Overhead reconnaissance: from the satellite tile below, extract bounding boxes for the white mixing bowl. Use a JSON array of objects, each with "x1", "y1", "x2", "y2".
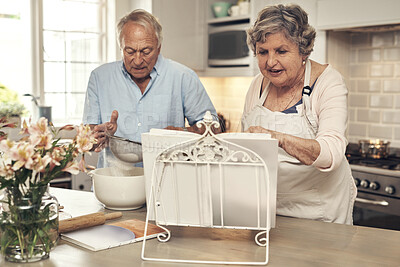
[{"x1": 90, "y1": 167, "x2": 146, "y2": 210}]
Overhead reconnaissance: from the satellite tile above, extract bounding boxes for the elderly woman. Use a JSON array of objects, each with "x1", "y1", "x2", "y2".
[{"x1": 241, "y1": 4, "x2": 357, "y2": 224}]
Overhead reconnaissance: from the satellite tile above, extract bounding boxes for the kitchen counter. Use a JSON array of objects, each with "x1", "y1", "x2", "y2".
[{"x1": 1, "y1": 188, "x2": 399, "y2": 267}]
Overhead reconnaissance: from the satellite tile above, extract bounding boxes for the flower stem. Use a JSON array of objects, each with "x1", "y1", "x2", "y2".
[
  {"x1": 16, "y1": 228, "x2": 25, "y2": 259},
  {"x1": 28, "y1": 230, "x2": 39, "y2": 258}
]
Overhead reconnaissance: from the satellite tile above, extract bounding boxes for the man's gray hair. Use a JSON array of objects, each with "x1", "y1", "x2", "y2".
[
  {"x1": 247, "y1": 4, "x2": 316, "y2": 57},
  {"x1": 117, "y1": 9, "x2": 163, "y2": 48}
]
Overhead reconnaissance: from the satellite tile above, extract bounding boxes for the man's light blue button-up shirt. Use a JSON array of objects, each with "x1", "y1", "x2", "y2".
[{"x1": 82, "y1": 55, "x2": 217, "y2": 167}]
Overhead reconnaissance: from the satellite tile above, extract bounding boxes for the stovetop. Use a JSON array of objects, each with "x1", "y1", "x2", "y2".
[
  {"x1": 346, "y1": 143, "x2": 400, "y2": 171},
  {"x1": 346, "y1": 153, "x2": 400, "y2": 170}
]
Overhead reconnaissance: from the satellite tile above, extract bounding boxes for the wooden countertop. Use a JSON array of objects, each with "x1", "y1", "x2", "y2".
[{"x1": 1, "y1": 188, "x2": 399, "y2": 266}]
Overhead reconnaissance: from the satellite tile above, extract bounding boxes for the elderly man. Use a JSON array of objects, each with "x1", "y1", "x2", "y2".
[{"x1": 82, "y1": 9, "x2": 217, "y2": 167}]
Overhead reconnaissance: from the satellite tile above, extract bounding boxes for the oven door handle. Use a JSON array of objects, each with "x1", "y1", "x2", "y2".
[{"x1": 355, "y1": 197, "x2": 389, "y2": 206}]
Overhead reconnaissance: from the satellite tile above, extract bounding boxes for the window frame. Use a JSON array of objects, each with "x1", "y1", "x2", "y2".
[{"x1": 30, "y1": 0, "x2": 112, "y2": 125}]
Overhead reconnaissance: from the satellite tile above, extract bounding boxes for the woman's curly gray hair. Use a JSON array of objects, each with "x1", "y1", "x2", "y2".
[
  {"x1": 117, "y1": 9, "x2": 163, "y2": 49},
  {"x1": 247, "y1": 4, "x2": 316, "y2": 57}
]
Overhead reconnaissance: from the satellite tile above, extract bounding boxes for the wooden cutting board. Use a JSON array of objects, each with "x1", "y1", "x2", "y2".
[{"x1": 108, "y1": 219, "x2": 164, "y2": 238}]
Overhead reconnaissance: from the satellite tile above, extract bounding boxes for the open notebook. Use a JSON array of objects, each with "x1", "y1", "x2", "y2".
[{"x1": 61, "y1": 219, "x2": 164, "y2": 251}]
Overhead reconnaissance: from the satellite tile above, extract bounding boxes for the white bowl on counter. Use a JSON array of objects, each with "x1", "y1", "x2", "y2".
[{"x1": 89, "y1": 167, "x2": 146, "y2": 210}]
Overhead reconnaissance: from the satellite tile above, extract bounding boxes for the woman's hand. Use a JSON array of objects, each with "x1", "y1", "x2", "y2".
[
  {"x1": 246, "y1": 126, "x2": 320, "y2": 165},
  {"x1": 91, "y1": 110, "x2": 119, "y2": 152},
  {"x1": 246, "y1": 126, "x2": 283, "y2": 145}
]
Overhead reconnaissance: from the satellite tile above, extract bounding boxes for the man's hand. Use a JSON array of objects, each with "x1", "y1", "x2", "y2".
[
  {"x1": 164, "y1": 125, "x2": 201, "y2": 133},
  {"x1": 92, "y1": 110, "x2": 119, "y2": 152}
]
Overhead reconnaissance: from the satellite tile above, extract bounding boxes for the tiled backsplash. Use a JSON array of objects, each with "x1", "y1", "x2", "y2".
[
  {"x1": 200, "y1": 77, "x2": 253, "y2": 132},
  {"x1": 328, "y1": 29, "x2": 400, "y2": 147}
]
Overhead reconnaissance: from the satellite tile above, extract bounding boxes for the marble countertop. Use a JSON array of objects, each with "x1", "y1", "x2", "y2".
[{"x1": 1, "y1": 188, "x2": 399, "y2": 266}]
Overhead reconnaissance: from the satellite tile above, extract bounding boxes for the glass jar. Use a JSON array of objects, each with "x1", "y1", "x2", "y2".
[{"x1": 0, "y1": 184, "x2": 59, "y2": 263}]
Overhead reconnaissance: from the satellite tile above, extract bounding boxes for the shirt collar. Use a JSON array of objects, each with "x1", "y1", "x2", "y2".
[
  {"x1": 153, "y1": 54, "x2": 163, "y2": 75},
  {"x1": 120, "y1": 54, "x2": 163, "y2": 79}
]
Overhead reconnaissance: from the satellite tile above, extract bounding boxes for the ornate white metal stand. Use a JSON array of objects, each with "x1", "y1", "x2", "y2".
[{"x1": 141, "y1": 111, "x2": 271, "y2": 265}]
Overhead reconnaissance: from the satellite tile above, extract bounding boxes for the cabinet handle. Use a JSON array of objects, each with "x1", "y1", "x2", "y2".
[{"x1": 355, "y1": 197, "x2": 389, "y2": 206}]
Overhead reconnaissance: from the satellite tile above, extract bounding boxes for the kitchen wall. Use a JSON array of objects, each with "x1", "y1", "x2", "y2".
[
  {"x1": 200, "y1": 77, "x2": 253, "y2": 132},
  {"x1": 327, "y1": 29, "x2": 400, "y2": 147}
]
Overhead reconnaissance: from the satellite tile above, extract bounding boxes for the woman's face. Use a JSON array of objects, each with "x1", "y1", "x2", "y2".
[{"x1": 256, "y1": 31, "x2": 305, "y2": 88}]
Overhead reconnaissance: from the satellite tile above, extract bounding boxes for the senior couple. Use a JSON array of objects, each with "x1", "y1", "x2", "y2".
[{"x1": 83, "y1": 5, "x2": 356, "y2": 225}]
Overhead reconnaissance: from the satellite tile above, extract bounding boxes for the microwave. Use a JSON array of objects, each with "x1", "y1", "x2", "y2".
[{"x1": 208, "y1": 23, "x2": 251, "y2": 67}]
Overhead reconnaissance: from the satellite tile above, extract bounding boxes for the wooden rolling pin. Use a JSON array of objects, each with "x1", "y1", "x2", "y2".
[{"x1": 59, "y1": 212, "x2": 122, "y2": 234}]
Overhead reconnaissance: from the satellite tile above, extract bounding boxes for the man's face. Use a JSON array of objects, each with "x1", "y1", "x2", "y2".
[{"x1": 120, "y1": 21, "x2": 160, "y2": 81}]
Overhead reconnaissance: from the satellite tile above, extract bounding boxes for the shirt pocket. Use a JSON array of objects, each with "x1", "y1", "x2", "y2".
[
  {"x1": 146, "y1": 94, "x2": 172, "y2": 128},
  {"x1": 277, "y1": 189, "x2": 325, "y2": 220}
]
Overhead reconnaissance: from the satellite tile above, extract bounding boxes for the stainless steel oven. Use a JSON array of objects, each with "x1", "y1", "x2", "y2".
[
  {"x1": 352, "y1": 168, "x2": 400, "y2": 231},
  {"x1": 347, "y1": 148, "x2": 400, "y2": 231}
]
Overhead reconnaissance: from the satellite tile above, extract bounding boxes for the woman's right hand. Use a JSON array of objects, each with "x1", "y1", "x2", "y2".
[
  {"x1": 246, "y1": 126, "x2": 283, "y2": 145},
  {"x1": 246, "y1": 125, "x2": 320, "y2": 165},
  {"x1": 92, "y1": 110, "x2": 119, "y2": 152}
]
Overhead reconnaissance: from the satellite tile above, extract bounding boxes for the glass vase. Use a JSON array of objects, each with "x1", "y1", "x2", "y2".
[{"x1": 0, "y1": 184, "x2": 59, "y2": 263}]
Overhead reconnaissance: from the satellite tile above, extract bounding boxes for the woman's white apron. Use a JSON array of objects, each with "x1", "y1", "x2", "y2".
[{"x1": 242, "y1": 60, "x2": 356, "y2": 224}]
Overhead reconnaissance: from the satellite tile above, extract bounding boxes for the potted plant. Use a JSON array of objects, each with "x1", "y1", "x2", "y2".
[{"x1": 0, "y1": 83, "x2": 27, "y2": 127}]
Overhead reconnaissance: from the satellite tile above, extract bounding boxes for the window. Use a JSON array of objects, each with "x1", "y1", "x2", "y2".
[
  {"x1": 0, "y1": 0, "x2": 32, "y2": 112},
  {"x1": 42, "y1": 0, "x2": 107, "y2": 125},
  {"x1": 0, "y1": 0, "x2": 109, "y2": 125}
]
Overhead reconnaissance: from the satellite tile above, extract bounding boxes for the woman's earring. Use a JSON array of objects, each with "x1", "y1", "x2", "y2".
[{"x1": 302, "y1": 60, "x2": 306, "y2": 65}]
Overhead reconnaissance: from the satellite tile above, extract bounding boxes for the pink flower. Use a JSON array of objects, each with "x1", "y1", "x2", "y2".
[
  {"x1": 46, "y1": 146, "x2": 67, "y2": 171},
  {"x1": 75, "y1": 124, "x2": 96, "y2": 153},
  {"x1": 59, "y1": 124, "x2": 75, "y2": 131},
  {"x1": 9, "y1": 142, "x2": 35, "y2": 171},
  {"x1": 0, "y1": 163, "x2": 14, "y2": 177},
  {"x1": 31, "y1": 154, "x2": 52, "y2": 173},
  {"x1": 49, "y1": 146, "x2": 66, "y2": 165},
  {"x1": 20, "y1": 119, "x2": 30, "y2": 135},
  {"x1": 77, "y1": 155, "x2": 87, "y2": 173},
  {"x1": 28, "y1": 118, "x2": 53, "y2": 150},
  {"x1": 62, "y1": 161, "x2": 80, "y2": 175},
  {"x1": 0, "y1": 139, "x2": 14, "y2": 153}
]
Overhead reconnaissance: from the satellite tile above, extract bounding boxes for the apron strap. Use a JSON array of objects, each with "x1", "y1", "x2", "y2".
[
  {"x1": 258, "y1": 80, "x2": 269, "y2": 106},
  {"x1": 303, "y1": 59, "x2": 311, "y2": 88},
  {"x1": 301, "y1": 59, "x2": 318, "y2": 134},
  {"x1": 302, "y1": 85, "x2": 312, "y2": 96}
]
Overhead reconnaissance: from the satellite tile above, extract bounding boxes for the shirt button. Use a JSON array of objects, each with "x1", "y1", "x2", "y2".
[{"x1": 138, "y1": 122, "x2": 142, "y2": 127}]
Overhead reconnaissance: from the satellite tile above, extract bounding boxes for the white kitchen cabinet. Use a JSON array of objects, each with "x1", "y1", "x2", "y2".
[
  {"x1": 317, "y1": 0, "x2": 400, "y2": 30},
  {"x1": 151, "y1": 0, "x2": 206, "y2": 72}
]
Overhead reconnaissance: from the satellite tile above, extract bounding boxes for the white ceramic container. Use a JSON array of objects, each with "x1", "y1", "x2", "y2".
[{"x1": 90, "y1": 167, "x2": 145, "y2": 210}]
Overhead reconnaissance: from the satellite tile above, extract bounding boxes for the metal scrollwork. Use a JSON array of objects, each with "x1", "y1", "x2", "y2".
[
  {"x1": 156, "y1": 225, "x2": 171, "y2": 243},
  {"x1": 158, "y1": 111, "x2": 261, "y2": 164},
  {"x1": 255, "y1": 231, "x2": 267, "y2": 247}
]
